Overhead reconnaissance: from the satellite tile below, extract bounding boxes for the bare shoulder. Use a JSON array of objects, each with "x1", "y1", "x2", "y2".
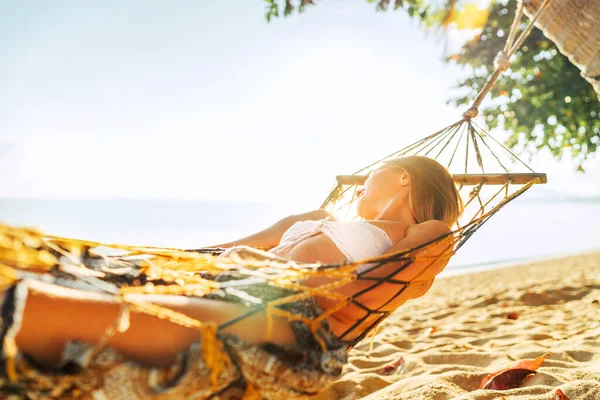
[
  {"x1": 406, "y1": 220, "x2": 452, "y2": 242},
  {"x1": 384, "y1": 220, "x2": 452, "y2": 255}
]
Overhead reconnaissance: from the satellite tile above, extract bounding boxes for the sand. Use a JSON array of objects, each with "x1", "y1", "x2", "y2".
[{"x1": 315, "y1": 252, "x2": 600, "y2": 400}]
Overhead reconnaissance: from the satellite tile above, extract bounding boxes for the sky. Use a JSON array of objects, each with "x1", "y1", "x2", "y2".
[{"x1": 1, "y1": 0, "x2": 599, "y2": 206}]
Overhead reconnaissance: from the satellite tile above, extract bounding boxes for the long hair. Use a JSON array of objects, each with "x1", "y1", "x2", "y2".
[{"x1": 382, "y1": 156, "x2": 463, "y2": 227}]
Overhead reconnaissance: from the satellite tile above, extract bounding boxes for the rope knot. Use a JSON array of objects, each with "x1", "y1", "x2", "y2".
[
  {"x1": 494, "y1": 51, "x2": 510, "y2": 72},
  {"x1": 462, "y1": 107, "x2": 479, "y2": 120}
]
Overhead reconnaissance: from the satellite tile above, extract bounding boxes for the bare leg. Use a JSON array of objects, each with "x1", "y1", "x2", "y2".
[{"x1": 10, "y1": 279, "x2": 296, "y2": 368}]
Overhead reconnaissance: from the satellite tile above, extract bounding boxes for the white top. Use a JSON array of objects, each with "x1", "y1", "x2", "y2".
[{"x1": 269, "y1": 218, "x2": 394, "y2": 262}]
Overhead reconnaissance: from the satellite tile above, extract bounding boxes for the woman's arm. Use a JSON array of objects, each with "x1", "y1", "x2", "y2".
[
  {"x1": 13, "y1": 279, "x2": 296, "y2": 368},
  {"x1": 211, "y1": 209, "x2": 335, "y2": 249},
  {"x1": 302, "y1": 220, "x2": 452, "y2": 310},
  {"x1": 359, "y1": 220, "x2": 453, "y2": 281}
]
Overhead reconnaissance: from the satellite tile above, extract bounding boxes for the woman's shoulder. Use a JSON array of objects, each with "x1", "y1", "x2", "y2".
[
  {"x1": 407, "y1": 220, "x2": 452, "y2": 241},
  {"x1": 379, "y1": 220, "x2": 453, "y2": 261}
]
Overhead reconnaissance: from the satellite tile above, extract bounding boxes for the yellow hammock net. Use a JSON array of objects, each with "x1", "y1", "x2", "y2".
[{"x1": 0, "y1": 1, "x2": 551, "y2": 399}]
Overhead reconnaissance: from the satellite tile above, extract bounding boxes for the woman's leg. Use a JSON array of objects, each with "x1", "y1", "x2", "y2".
[{"x1": 11, "y1": 279, "x2": 296, "y2": 368}]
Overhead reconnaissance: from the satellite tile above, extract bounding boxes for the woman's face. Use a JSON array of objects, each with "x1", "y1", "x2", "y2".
[{"x1": 355, "y1": 167, "x2": 408, "y2": 219}]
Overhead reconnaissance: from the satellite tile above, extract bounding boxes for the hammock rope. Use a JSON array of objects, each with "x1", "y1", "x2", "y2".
[
  {"x1": 462, "y1": 0, "x2": 552, "y2": 119},
  {"x1": 0, "y1": 1, "x2": 551, "y2": 398}
]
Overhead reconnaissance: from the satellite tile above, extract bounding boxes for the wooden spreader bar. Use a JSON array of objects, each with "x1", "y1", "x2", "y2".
[{"x1": 336, "y1": 173, "x2": 547, "y2": 186}]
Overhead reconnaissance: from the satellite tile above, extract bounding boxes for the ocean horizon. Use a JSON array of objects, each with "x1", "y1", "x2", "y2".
[{"x1": 1, "y1": 191, "x2": 599, "y2": 278}]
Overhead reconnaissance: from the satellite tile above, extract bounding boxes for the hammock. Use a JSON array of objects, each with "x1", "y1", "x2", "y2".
[{"x1": 0, "y1": 2, "x2": 551, "y2": 399}]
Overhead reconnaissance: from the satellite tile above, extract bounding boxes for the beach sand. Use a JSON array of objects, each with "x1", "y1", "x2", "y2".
[{"x1": 315, "y1": 252, "x2": 600, "y2": 400}]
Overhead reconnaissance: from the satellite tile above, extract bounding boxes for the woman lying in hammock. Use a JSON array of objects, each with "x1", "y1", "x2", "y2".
[{"x1": 1, "y1": 155, "x2": 462, "y2": 399}]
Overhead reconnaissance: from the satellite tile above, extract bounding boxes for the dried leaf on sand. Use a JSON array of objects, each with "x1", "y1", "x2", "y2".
[{"x1": 479, "y1": 353, "x2": 550, "y2": 390}]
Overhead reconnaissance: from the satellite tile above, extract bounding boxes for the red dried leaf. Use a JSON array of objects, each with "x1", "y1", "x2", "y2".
[
  {"x1": 513, "y1": 353, "x2": 550, "y2": 371},
  {"x1": 382, "y1": 356, "x2": 405, "y2": 375},
  {"x1": 507, "y1": 312, "x2": 519, "y2": 320},
  {"x1": 482, "y1": 368, "x2": 537, "y2": 390},
  {"x1": 555, "y1": 388, "x2": 569, "y2": 400},
  {"x1": 480, "y1": 353, "x2": 550, "y2": 389}
]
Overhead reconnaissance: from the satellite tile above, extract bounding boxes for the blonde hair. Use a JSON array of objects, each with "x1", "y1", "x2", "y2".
[{"x1": 382, "y1": 156, "x2": 463, "y2": 227}]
